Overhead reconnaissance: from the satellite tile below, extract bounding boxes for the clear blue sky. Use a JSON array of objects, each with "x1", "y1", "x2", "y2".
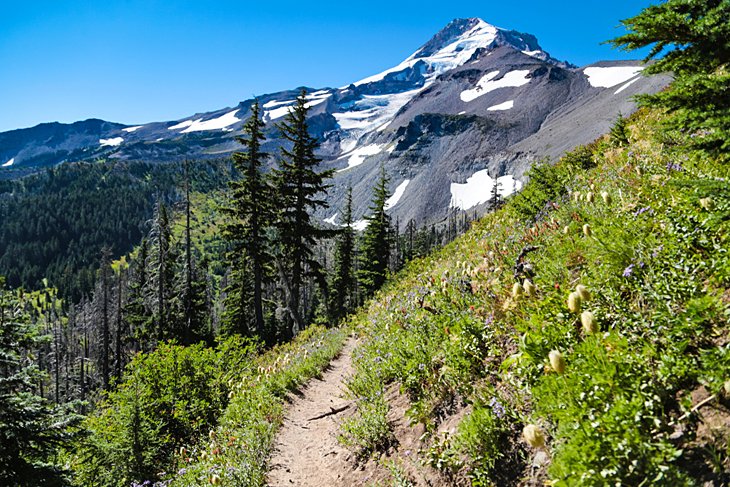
[{"x1": 0, "y1": 0, "x2": 654, "y2": 132}]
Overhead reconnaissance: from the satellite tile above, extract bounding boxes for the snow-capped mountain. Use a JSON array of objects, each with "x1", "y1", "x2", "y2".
[{"x1": 0, "y1": 18, "x2": 669, "y2": 224}]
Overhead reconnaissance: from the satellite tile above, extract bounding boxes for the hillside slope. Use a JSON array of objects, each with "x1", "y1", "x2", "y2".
[
  {"x1": 90, "y1": 107, "x2": 730, "y2": 487},
  {"x1": 337, "y1": 107, "x2": 730, "y2": 485}
]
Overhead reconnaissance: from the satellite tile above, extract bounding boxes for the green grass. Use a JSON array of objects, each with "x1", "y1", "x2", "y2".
[{"x1": 341, "y1": 109, "x2": 730, "y2": 485}]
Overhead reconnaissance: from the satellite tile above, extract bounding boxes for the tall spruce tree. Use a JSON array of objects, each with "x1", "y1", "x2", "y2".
[
  {"x1": 329, "y1": 187, "x2": 356, "y2": 321},
  {"x1": 149, "y1": 200, "x2": 174, "y2": 344},
  {"x1": 272, "y1": 91, "x2": 335, "y2": 338},
  {"x1": 222, "y1": 101, "x2": 273, "y2": 338},
  {"x1": 358, "y1": 165, "x2": 393, "y2": 299},
  {"x1": 610, "y1": 0, "x2": 730, "y2": 158},
  {"x1": 0, "y1": 278, "x2": 81, "y2": 484}
]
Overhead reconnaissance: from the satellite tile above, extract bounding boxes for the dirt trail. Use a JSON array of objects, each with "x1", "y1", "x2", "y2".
[
  {"x1": 267, "y1": 337, "x2": 361, "y2": 486},
  {"x1": 267, "y1": 335, "x2": 458, "y2": 486}
]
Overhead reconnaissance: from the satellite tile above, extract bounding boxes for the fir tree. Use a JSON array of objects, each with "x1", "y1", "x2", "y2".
[
  {"x1": 610, "y1": 0, "x2": 730, "y2": 158},
  {"x1": 150, "y1": 200, "x2": 174, "y2": 343},
  {"x1": 489, "y1": 171, "x2": 503, "y2": 210},
  {"x1": 222, "y1": 101, "x2": 274, "y2": 338},
  {"x1": 329, "y1": 187, "x2": 356, "y2": 322},
  {"x1": 124, "y1": 239, "x2": 150, "y2": 351},
  {"x1": 272, "y1": 91, "x2": 335, "y2": 338},
  {"x1": 358, "y1": 165, "x2": 393, "y2": 299},
  {"x1": 609, "y1": 113, "x2": 630, "y2": 147},
  {"x1": 0, "y1": 278, "x2": 81, "y2": 484}
]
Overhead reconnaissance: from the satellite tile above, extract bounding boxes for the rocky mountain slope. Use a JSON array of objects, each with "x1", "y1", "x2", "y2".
[{"x1": 0, "y1": 18, "x2": 669, "y2": 224}]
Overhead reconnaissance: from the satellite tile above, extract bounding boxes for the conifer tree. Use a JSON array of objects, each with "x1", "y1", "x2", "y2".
[
  {"x1": 610, "y1": 0, "x2": 730, "y2": 158},
  {"x1": 124, "y1": 239, "x2": 150, "y2": 351},
  {"x1": 329, "y1": 187, "x2": 356, "y2": 321},
  {"x1": 358, "y1": 165, "x2": 393, "y2": 299},
  {"x1": 489, "y1": 171, "x2": 502, "y2": 211},
  {"x1": 272, "y1": 91, "x2": 335, "y2": 338},
  {"x1": 222, "y1": 101, "x2": 273, "y2": 338},
  {"x1": 0, "y1": 278, "x2": 80, "y2": 484},
  {"x1": 149, "y1": 201, "x2": 174, "y2": 344}
]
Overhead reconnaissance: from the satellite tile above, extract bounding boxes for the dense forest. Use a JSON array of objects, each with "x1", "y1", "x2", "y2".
[
  {"x1": 1, "y1": 0, "x2": 728, "y2": 485},
  {"x1": 0, "y1": 159, "x2": 235, "y2": 302}
]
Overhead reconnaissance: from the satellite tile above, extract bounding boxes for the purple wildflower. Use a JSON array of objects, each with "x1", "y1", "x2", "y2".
[
  {"x1": 489, "y1": 397, "x2": 505, "y2": 418},
  {"x1": 622, "y1": 264, "x2": 634, "y2": 277}
]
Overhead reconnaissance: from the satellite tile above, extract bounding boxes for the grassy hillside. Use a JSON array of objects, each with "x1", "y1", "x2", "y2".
[
  {"x1": 66, "y1": 107, "x2": 729, "y2": 486},
  {"x1": 340, "y1": 108, "x2": 730, "y2": 485}
]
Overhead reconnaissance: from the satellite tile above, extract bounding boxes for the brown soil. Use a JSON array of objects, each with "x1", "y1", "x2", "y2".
[{"x1": 266, "y1": 337, "x2": 463, "y2": 486}]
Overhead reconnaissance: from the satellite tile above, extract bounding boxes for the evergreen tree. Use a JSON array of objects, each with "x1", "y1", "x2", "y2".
[
  {"x1": 329, "y1": 187, "x2": 356, "y2": 322},
  {"x1": 358, "y1": 165, "x2": 393, "y2": 299},
  {"x1": 610, "y1": 0, "x2": 730, "y2": 158},
  {"x1": 222, "y1": 101, "x2": 274, "y2": 338},
  {"x1": 0, "y1": 278, "x2": 80, "y2": 485},
  {"x1": 272, "y1": 91, "x2": 335, "y2": 338},
  {"x1": 489, "y1": 171, "x2": 503, "y2": 211},
  {"x1": 149, "y1": 201, "x2": 174, "y2": 344},
  {"x1": 609, "y1": 112, "x2": 630, "y2": 147},
  {"x1": 124, "y1": 239, "x2": 150, "y2": 351}
]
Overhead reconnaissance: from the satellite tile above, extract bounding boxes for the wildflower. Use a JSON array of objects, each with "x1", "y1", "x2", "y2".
[
  {"x1": 573, "y1": 191, "x2": 581, "y2": 202},
  {"x1": 523, "y1": 424, "x2": 546, "y2": 448},
  {"x1": 622, "y1": 264, "x2": 634, "y2": 277},
  {"x1": 581, "y1": 311, "x2": 598, "y2": 334},
  {"x1": 699, "y1": 197, "x2": 714, "y2": 210},
  {"x1": 549, "y1": 350, "x2": 566, "y2": 374},
  {"x1": 575, "y1": 284, "x2": 591, "y2": 302},
  {"x1": 512, "y1": 282, "x2": 524, "y2": 299},
  {"x1": 563, "y1": 225, "x2": 570, "y2": 235},
  {"x1": 489, "y1": 397, "x2": 505, "y2": 418},
  {"x1": 523, "y1": 279, "x2": 536, "y2": 297},
  {"x1": 586, "y1": 191, "x2": 595, "y2": 203},
  {"x1": 582, "y1": 224, "x2": 592, "y2": 237},
  {"x1": 590, "y1": 183, "x2": 596, "y2": 191},
  {"x1": 601, "y1": 191, "x2": 612, "y2": 204},
  {"x1": 568, "y1": 291, "x2": 581, "y2": 313}
]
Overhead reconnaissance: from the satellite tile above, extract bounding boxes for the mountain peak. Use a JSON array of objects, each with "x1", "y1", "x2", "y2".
[{"x1": 412, "y1": 18, "x2": 495, "y2": 59}]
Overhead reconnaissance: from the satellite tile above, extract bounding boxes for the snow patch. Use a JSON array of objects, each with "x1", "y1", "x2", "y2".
[
  {"x1": 614, "y1": 76, "x2": 641, "y2": 94},
  {"x1": 263, "y1": 99, "x2": 294, "y2": 109},
  {"x1": 385, "y1": 180, "x2": 410, "y2": 210},
  {"x1": 460, "y1": 70, "x2": 530, "y2": 102},
  {"x1": 100, "y1": 137, "x2": 124, "y2": 147},
  {"x1": 265, "y1": 106, "x2": 293, "y2": 121},
  {"x1": 334, "y1": 88, "x2": 421, "y2": 134},
  {"x1": 122, "y1": 125, "x2": 144, "y2": 133},
  {"x1": 487, "y1": 100, "x2": 514, "y2": 111},
  {"x1": 522, "y1": 50, "x2": 542, "y2": 58},
  {"x1": 181, "y1": 109, "x2": 240, "y2": 133},
  {"x1": 352, "y1": 219, "x2": 369, "y2": 231},
  {"x1": 2, "y1": 158, "x2": 14, "y2": 167},
  {"x1": 338, "y1": 144, "x2": 383, "y2": 172},
  {"x1": 584, "y1": 66, "x2": 644, "y2": 88},
  {"x1": 168, "y1": 119, "x2": 194, "y2": 130},
  {"x1": 449, "y1": 170, "x2": 523, "y2": 210},
  {"x1": 324, "y1": 213, "x2": 338, "y2": 225}
]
